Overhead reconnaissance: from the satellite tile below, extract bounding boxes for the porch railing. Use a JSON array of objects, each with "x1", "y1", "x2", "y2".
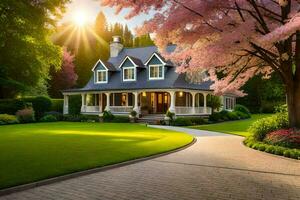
[
  {"x1": 81, "y1": 106, "x2": 100, "y2": 113},
  {"x1": 175, "y1": 106, "x2": 212, "y2": 115},
  {"x1": 110, "y1": 106, "x2": 133, "y2": 113}
]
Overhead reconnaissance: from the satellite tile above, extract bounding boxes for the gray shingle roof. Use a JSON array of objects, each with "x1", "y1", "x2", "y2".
[
  {"x1": 63, "y1": 45, "x2": 213, "y2": 93},
  {"x1": 102, "y1": 61, "x2": 117, "y2": 71}
]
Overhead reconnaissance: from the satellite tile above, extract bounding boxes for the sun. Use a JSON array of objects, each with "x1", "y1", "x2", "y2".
[{"x1": 72, "y1": 10, "x2": 88, "y2": 27}]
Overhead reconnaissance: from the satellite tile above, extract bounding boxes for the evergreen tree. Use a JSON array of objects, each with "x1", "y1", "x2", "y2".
[{"x1": 123, "y1": 25, "x2": 133, "y2": 47}]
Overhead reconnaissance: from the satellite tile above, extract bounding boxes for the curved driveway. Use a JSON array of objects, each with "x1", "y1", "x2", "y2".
[{"x1": 1, "y1": 126, "x2": 299, "y2": 200}]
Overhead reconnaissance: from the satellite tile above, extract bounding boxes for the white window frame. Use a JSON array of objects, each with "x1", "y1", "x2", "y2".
[
  {"x1": 123, "y1": 67, "x2": 136, "y2": 82},
  {"x1": 96, "y1": 70, "x2": 108, "y2": 84},
  {"x1": 149, "y1": 64, "x2": 164, "y2": 80},
  {"x1": 224, "y1": 97, "x2": 235, "y2": 111}
]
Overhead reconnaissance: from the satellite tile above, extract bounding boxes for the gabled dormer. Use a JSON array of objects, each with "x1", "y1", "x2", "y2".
[
  {"x1": 119, "y1": 56, "x2": 143, "y2": 82},
  {"x1": 92, "y1": 59, "x2": 116, "y2": 84},
  {"x1": 144, "y1": 52, "x2": 167, "y2": 80}
]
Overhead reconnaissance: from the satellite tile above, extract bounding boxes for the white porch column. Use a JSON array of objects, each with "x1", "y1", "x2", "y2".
[
  {"x1": 105, "y1": 92, "x2": 111, "y2": 111},
  {"x1": 99, "y1": 93, "x2": 102, "y2": 113},
  {"x1": 63, "y1": 95, "x2": 69, "y2": 114},
  {"x1": 81, "y1": 94, "x2": 86, "y2": 112},
  {"x1": 203, "y1": 93, "x2": 208, "y2": 114},
  {"x1": 191, "y1": 92, "x2": 196, "y2": 114},
  {"x1": 133, "y1": 92, "x2": 140, "y2": 114},
  {"x1": 169, "y1": 91, "x2": 176, "y2": 113}
]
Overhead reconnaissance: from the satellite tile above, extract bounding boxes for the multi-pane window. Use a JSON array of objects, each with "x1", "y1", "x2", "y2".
[
  {"x1": 225, "y1": 97, "x2": 235, "y2": 110},
  {"x1": 123, "y1": 68, "x2": 135, "y2": 81},
  {"x1": 149, "y1": 65, "x2": 163, "y2": 79},
  {"x1": 97, "y1": 70, "x2": 107, "y2": 83}
]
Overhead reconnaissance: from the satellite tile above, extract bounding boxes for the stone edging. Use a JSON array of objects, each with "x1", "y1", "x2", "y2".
[{"x1": 0, "y1": 138, "x2": 196, "y2": 197}]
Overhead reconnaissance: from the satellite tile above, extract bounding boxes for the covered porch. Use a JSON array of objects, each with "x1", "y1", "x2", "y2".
[{"x1": 63, "y1": 90, "x2": 213, "y2": 117}]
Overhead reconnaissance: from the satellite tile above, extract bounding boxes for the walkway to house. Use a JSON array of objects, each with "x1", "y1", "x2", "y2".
[{"x1": 1, "y1": 126, "x2": 299, "y2": 200}]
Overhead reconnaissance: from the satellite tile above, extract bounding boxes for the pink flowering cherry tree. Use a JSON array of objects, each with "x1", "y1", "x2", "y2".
[{"x1": 102, "y1": 0, "x2": 300, "y2": 128}]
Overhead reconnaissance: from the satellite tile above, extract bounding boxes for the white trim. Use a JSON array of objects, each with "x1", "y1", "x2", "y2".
[
  {"x1": 144, "y1": 52, "x2": 167, "y2": 66},
  {"x1": 149, "y1": 64, "x2": 164, "y2": 80},
  {"x1": 118, "y1": 56, "x2": 138, "y2": 68},
  {"x1": 123, "y1": 66, "x2": 136, "y2": 82},
  {"x1": 96, "y1": 70, "x2": 108, "y2": 84},
  {"x1": 224, "y1": 96, "x2": 235, "y2": 111},
  {"x1": 91, "y1": 59, "x2": 109, "y2": 71}
]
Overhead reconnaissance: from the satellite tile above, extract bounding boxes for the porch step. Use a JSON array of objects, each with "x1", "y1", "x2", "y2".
[{"x1": 137, "y1": 114, "x2": 165, "y2": 125}]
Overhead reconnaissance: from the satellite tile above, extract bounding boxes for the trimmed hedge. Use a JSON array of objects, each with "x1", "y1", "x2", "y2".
[
  {"x1": 51, "y1": 99, "x2": 63, "y2": 113},
  {"x1": 244, "y1": 136, "x2": 300, "y2": 160},
  {"x1": 31, "y1": 96, "x2": 52, "y2": 120},
  {"x1": 0, "y1": 114, "x2": 19, "y2": 125},
  {"x1": 171, "y1": 117, "x2": 208, "y2": 126},
  {"x1": 171, "y1": 117, "x2": 193, "y2": 126},
  {"x1": 0, "y1": 97, "x2": 63, "y2": 116},
  {"x1": 63, "y1": 115, "x2": 99, "y2": 122},
  {"x1": 40, "y1": 115, "x2": 58, "y2": 122},
  {"x1": 0, "y1": 99, "x2": 25, "y2": 115}
]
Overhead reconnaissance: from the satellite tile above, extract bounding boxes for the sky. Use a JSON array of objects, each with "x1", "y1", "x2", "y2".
[{"x1": 62, "y1": 0, "x2": 155, "y2": 32}]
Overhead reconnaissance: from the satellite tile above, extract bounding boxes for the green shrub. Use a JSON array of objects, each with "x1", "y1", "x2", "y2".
[
  {"x1": 0, "y1": 99, "x2": 26, "y2": 115},
  {"x1": 102, "y1": 111, "x2": 115, "y2": 122},
  {"x1": 40, "y1": 115, "x2": 57, "y2": 122},
  {"x1": 172, "y1": 117, "x2": 193, "y2": 126},
  {"x1": 0, "y1": 114, "x2": 19, "y2": 125},
  {"x1": 234, "y1": 104, "x2": 250, "y2": 115},
  {"x1": 227, "y1": 111, "x2": 239, "y2": 120},
  {"x1": 69, "y1": 95, "x2": 82, "y2": 115},
  {"x1": 257, "y1": 144, "x2": 266, "y2": 151},
  {"x1": 166, "y1": 110, "x2": 175, "y2": 121},
  {"x1": 130, "y1": 110, "x2": 137, "y2": 118},
  {"x1": 219, "y1": 110, "x2": 229, "y2": 121},
  {"x1": 209, "y1": 112, "x2": 222, "y2": 122},
  {"x1": 244, "y1": 136, "x2": 300, "y2": 160},
  {"x1": 235, "y1": 111, "x2": 250, "y2": 119},
  {"x1": 31, "y1": 96, "x2": 52, "y2": 120},
  {"x1": 274, "y1": 147, "x2": 285, "y2": 155},
  {"x1": 189, "y1": 117, "x2": 207, "y2": 125},
  {"x1": 51, "y1": 99, "x2": 63, "y2": 113},
  {"x1": 16, "y1": 108, "x2": 35, "y2": 123},
  {"x1": 265, "y1": 146, "x2": 275, "y2": 153},
  {"x1": 111, "y1": 116, "x2": 130, "y2": 123},
  {"x1": 44, "y1": 111, "x2": 63, "y2": 121},
  {"x1": 249, "y1": 114, "x2": 288, "y2": 141},
  {"x1": 283, "y1": 150, "x2": 291, "y2": 158},
  {"x1": 63, "y1": 114, "x2": 99, "y2": 122}
]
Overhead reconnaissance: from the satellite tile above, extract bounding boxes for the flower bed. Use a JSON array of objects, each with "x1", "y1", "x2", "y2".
[{"x1": 264, "y1": 129, "x2": 300, "y2": 149}]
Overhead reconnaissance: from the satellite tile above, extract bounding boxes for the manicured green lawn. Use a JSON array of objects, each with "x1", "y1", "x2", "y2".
[
  {"x1": 190, "y1": 114, "x2": 273, "y2": 137},
  {"x1": 0, "y1": 122, "x2": 193, "y2": 189}
]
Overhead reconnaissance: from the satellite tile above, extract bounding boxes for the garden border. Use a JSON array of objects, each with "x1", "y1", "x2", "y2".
[
  {"x1": 0, "y1": 137, "x2": 196, "y2": 197},
  {"x1": 243, "y1": 137, "x2": 300, "y2": 160}
]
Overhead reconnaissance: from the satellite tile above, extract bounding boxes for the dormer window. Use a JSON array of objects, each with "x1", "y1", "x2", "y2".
[
  {"x1": 97, "y1": 70, "x2": 108, "y2": 83},
  {"x1": 92, "y1": 59, "x2": 115, "y2": 84},
  {"x1": 123, "y1": 67, "x2": 136, "y2": 81},
  {"x1": 119, "y1": 56, "x2": 141, "y2": 82},
  {"x1": 149, "y1": 65, "x2": 164, "y2": 80}
]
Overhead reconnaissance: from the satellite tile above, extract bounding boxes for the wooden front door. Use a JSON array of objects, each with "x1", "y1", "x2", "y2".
[{"x1": 156, "y1": 92, "x2": 169, "y2": 113}]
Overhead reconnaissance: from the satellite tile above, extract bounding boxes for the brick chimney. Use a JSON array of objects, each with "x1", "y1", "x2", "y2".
[{"x1": 110, "y1": 36, "x2": 123, "y2": 58}]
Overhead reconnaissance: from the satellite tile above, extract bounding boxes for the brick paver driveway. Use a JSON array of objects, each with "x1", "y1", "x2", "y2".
[{"x1": 1, "y1": 126, "x2": 299, "y2": 200}]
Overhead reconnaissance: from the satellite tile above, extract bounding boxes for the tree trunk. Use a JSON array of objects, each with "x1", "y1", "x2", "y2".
[{"x1": 286, "y1": 81, "x2": 300, "y2": 128}]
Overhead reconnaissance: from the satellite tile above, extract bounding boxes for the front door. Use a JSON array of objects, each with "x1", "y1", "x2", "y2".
[{"x1": 156, "y1": 92, "x2": 169, "y2": 113}]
